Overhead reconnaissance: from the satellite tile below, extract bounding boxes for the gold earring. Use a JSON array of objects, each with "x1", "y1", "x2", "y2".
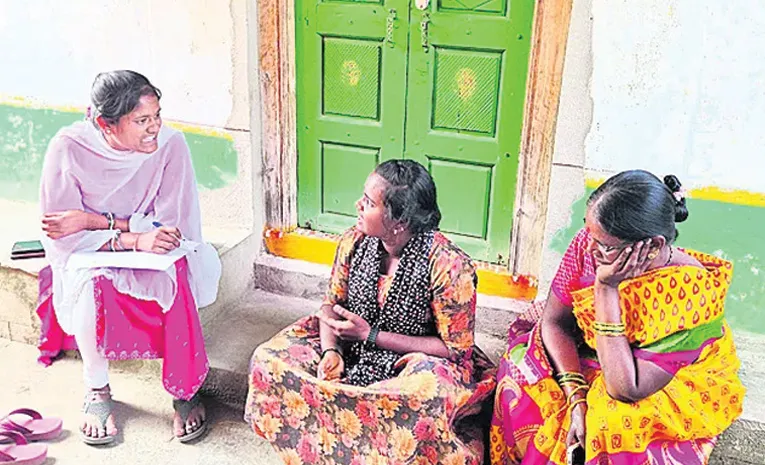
[{"x1": 647, "y1": 250, "x2": 659, "y2": 260}]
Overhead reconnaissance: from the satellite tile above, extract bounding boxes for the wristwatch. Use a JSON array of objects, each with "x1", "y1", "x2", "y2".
[{"x1": 365, "y1": 325, "x2": 380, "y2": 349}]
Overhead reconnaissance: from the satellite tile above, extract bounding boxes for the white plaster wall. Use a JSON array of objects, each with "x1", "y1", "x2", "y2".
[
  {"x1": 539, "y1": 0, "x2": 593, "y2": 293},
  {"x1": 542, "y1": 0, "x2": 765, "y2": 293},
  {"x1": 0, "y1": 0, "x2": 249, "y2": 130},
  {"x1": 0, "y1": 0, "x2": 255, "y2": 235},
  {"x1": 587, "y1": 0, "x2": 765, "y2": 193}
]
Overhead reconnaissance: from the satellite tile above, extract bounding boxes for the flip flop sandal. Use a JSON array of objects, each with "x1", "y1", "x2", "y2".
[
  {"x1": 0, "y1": 409, "x2": 63, "y2": 443},
  {"x1": 173, "y1": 395, "x2": 207, "y2": 444},
  {"x1": 80, "y1": 390, "x2": 116, "y2": 446},
  {"x1": 0, "y1": 431, "x2": 47, "y2": 465}
]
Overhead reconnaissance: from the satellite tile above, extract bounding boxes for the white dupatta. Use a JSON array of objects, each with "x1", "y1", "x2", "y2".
[{"x1": 39, "y1": 121, "x2": 221, "y2": 334}]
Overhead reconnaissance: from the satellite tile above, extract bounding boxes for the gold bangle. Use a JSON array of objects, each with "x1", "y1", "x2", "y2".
[
  {"x1": 593, "y1": 328, "x2": 626, "y2": 337},
  {"x1": 555, "y1": 372, "x2": 587, "y2": 384},
  {"x1": 593, "y1": 321, "x2": 626, "y2": 336},
  {"x1": 559, "y1": 380, "x2": 588, "y2": 388},
  {"x1": 593, "y1": 321, "x2": 626, "y2": 332},
  {"x1": 559, "y1": 379, "x2": 588, "y2": 389},
  {"x1": 569, "y1": 398, "x2": 587, "y2": 410},
  {"x1": 566, "y1": 385, "x2": 589, "y2": 403}
]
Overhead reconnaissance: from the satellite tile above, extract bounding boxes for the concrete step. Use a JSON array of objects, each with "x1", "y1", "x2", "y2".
[
  {"x1": 0, "y1": 212, "x2": 253, "y2": 346},
  {"x1": 252, "y1": 253, "x2": 526, "y2": 339},
  {"x1": 200, "y1": 289, "x2": 316, "y2": 409}
]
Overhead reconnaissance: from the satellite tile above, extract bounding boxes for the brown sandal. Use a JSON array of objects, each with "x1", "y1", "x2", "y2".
[{"x1": 172, "y1": 394, "x2": 206, "y2": 443}]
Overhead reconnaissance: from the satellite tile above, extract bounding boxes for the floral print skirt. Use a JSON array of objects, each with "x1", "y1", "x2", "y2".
[{"x1": 245, "y1": 315, "x2": 497, "y2": 465}]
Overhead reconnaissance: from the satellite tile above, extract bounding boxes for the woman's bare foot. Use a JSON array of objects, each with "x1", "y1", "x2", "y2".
[
  {"x1": 172, "y1": 395, "x2": 207, "y2": 442},
  {"x1": 81, "y1": 385, "x2": 118, "y2": 444}
]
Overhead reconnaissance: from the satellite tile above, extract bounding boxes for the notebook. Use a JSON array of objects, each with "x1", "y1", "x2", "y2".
[{"x1": 66, "y1": 243, "x2": 195, "y2": 271}]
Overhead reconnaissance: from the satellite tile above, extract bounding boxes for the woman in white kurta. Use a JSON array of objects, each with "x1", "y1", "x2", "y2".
[{"x1": 37, "y1": 70, "x2": 221, "y2": 445}]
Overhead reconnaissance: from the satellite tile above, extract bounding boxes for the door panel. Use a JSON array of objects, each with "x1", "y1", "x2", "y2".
[
  {"x1": 296, "y1": 0, "x2": 534, "y2": 264},
  {"x1": 322, "y1": 143, "x2": 380, "y2": 217},
  {"x1": 432, "y1": 48, "x2": 502, "y2": 135},
  {"x1": 404, "y1": 0, "x2": 534, "y2": 262},
  {"x1": 297, "y1": 0, "x2": 410, "y2": 233},
  {"x1": 439, "y1": 0, "x2": 505, "y2": 14},
  {"x1": 430, "y1": 159, "x2": 491, "y2": 238}
]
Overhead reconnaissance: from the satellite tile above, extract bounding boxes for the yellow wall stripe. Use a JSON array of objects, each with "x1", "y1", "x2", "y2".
[
  {"x1": 585, "y1": 177, "x2": 765, "y2": 208},
  {"x1": 0, "y1": 94, "x2": 234, "y2": 140},
  {"x1": 0, "y1": 94, "x2": 83, "y2": 113},
  {"x1": 689, "y1": 186, "x2": 765, "y2": 208}
]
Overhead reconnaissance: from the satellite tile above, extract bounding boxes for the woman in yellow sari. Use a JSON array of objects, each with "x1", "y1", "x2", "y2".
[{"x1": 490, "y1": 170, "x2": 745, "y2": 465}]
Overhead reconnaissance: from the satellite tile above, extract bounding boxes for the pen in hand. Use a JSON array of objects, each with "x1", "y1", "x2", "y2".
[
  {"x1": 152, "y1": 221, "x2": 184, "y2": 241},
  {"x1": 152, "y1": 221, "x2": 180, "y2": 234},
  {"x1": 152, "y1": 221, "x2": 194, "y2": 252}
]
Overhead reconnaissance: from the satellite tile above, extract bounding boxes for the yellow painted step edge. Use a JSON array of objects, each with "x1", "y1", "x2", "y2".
[{"x1": 263, "y1": 228, "x2": 539, "y2": 301}]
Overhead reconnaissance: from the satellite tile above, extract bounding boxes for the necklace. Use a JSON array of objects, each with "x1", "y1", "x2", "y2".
[{"x1": 665, "y1": 246, "x2": 674, "y2": 266}]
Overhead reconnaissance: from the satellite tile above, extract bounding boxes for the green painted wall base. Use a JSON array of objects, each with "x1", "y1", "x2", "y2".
[
  {"x1": 0, "y1": 104, "x2": 238, "y2": 203},
  {"x1": 553, "y1": 189, "x2": 765, "y2": 335}
]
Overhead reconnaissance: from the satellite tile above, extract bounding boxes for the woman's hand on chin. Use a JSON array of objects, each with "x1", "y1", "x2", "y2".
[
  {"x1": 42, "y1": 209, "x2": 91, "y2": 239},
  {"x1": 596, "y1": 239, "x2": 653, "y2": 288}
]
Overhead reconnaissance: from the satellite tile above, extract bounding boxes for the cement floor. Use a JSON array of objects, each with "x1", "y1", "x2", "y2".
[
  {"x1": 0, "y1": 338, "x2": 281, "y2": 465},
  {"x1": 4, "y1": 291, "x2": 764, "y2": 465}
]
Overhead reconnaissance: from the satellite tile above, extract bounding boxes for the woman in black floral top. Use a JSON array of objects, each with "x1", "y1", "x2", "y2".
[{"x1": 245, "y1": 160, "x2": 496, "y2": 465}]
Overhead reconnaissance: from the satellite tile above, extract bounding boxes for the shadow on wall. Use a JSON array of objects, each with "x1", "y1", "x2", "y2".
[
  {"x1": 551, "y1": 189, "x2": 765, "y2": 336},
  {"x1": 0, "y1": 104, "x2": 238, "y2": 202}
]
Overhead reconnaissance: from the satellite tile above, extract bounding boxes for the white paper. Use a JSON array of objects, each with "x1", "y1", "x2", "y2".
[{"x1": 66, "y1": 241, "x2": 198, "y2": 271}]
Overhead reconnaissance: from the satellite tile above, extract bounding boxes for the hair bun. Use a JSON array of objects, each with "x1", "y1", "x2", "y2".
[
  {"x1": 663, "y1": 175, "x2": 682, "y2": 193},
  {"x1": 663, "y1": 174, "x2": 689, "y2": 223}
]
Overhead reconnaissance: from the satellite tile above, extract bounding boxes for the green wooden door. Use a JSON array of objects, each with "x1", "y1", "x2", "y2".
[
  {"x1": 296, "y1": 0, "x2": 410, "y2": 233},
  {"x1": 404, "y1": 0, "x2": 534, "y2": 262},
  {"x1": 297, "y1": 0, "x2": 534, "y2": 263}
]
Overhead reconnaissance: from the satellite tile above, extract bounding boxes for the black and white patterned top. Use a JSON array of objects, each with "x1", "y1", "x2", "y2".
[{"x1": 343, "y1": 231, "x2": 436, "y2": 386}]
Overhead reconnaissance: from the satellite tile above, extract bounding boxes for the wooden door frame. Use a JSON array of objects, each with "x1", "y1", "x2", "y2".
[{"x1": 257, "y1": 0, "x2": 574, "y2": 279}]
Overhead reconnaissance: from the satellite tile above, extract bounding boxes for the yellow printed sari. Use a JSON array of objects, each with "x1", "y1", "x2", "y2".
[{"x1": 491, "y1": 229, "x2": 745, "y2": 465}]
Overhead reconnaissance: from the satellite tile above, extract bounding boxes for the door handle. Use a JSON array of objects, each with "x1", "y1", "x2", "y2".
[
  {"x1": 385, "y1": 8, "x2": 397, "y2": 47},
  {"x1": 420, "y1": 12, "x2": 430, "y2": 53}
]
